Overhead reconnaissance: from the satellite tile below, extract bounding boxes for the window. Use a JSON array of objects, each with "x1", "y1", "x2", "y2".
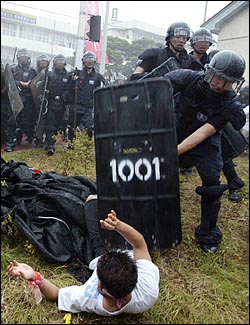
[{"x1": 2, "y1": 22, "x2": 17, "y2": 37}]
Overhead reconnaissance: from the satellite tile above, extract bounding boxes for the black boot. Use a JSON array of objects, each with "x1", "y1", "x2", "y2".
[
  {"x1": 229, "y1": 189, "x2": 242, "y2": 202},
  {"x1": 47, "y1": 146, "x2": 55, "y2": 156}
]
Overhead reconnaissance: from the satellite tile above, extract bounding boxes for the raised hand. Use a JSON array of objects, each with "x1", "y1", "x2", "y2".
[{"x1": 100, "y1": 210, "x2": 118, "y2": 230}]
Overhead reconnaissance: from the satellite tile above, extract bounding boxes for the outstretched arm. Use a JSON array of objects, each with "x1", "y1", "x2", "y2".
[
  {"x1": 8, "y1": 260, "x2": 59, "y2": 301},
  {"x1": 100, "y1": 210, "x2": 151, "y2": 261}
]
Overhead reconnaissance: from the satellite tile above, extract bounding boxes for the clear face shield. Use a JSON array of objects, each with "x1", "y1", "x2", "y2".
[
  {"x1": 172, "y1": 27, "x2": 190, "y2": 39},
  {"x1": 17, "y1": 55, "x2": 30, "y2": 65},
  {"x1": 193, "y1": 35, "x2": 213, "y2": 44},
  {"x1": 204, "y1": 67, "x2": 245, "y2": 95},
  {"x1": 54, "y1": 59, "x2": 66, "y2": 69},
  {"x1": 39, "y1": 60, "x2": 49, "y2": 68}
]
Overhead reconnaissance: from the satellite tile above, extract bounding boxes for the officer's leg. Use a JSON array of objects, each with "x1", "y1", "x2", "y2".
[
  {"x1": 44, "y1": 106, "x2": 57, "y2": 155},
  {"x1": 189, "y1": 137, "x2": 227, "y2": 252},
  {"x1": 5, "y1": 110, "x2": 17, "y2": 152},
  {"x1": 84, "y1": 194, "x2": 105, "y2": 258},
  {"x1": 20, "y1": 97, "x2": 35, "y2": 144},
  {"x1": 222, "y1": 159, "x2": 244, "y2": 202},
  {"x1": 82, "y1": 107, "x2": 94, "y2": 139}
]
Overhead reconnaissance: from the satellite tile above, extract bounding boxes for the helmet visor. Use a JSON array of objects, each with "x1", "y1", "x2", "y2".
[
  {"x1": 193, "y1": 35, "x2": 213, "y2": 44},
  {"x1": 172, "y1": 27, "x2": 190, "y2": 38},
  {"x1": 205, "y1": 67, "x2": 245, "y2": 94}
]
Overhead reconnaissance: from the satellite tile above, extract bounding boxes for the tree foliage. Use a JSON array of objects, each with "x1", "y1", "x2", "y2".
[{"x1": 105, "y1": 36, "x2": 164, "y2": 80}]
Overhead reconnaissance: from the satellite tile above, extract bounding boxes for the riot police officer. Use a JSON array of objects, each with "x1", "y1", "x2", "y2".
[
  {"x1": 10, "y1": 48, "x2": 37, "y2": 145},
  {"x1": 44, "y1": 54, "x2": 71, "y2": 155},
  {"x1": 35, "y1": 53, "x2": 50, "y2": 74},
  {"x1": 189, "y1": 28, "x2": 214, "y2": 66},
  {"x1": 130, "y1": 21, "x2": 203, "y2": 80},
  {"x1": 164, "y1": 50, "x2": 246, "y2": 253},
  {"x1": 68, "y1": 51, "x2": 105, "y2": 141},
  {"x1": 32, "y1": 53, "x2": 50, "y2": 148},
  {"x1": 189, "y1": 46, "x2": 246, "y2": 202}
]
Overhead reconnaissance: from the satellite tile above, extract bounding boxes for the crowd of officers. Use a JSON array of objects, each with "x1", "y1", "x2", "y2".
[{"x1": 1, "y1": 49, "x2": 105, "y2": 155}]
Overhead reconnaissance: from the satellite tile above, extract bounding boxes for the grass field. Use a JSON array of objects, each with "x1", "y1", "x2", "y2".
[{"x1": 1, "y1": 136, "x2": 249, "y2": 324}]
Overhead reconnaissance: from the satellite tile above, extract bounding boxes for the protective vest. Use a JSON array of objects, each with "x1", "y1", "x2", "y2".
[
  {"x1": 11, "y1": 63, "x2": 36, "y2": 96},
  {"x1": 73, "y1": 68, "x2": 104, "y2": 107},
  {"x1": 47, "y1": 68, "x2": 70, "y2": 99}
]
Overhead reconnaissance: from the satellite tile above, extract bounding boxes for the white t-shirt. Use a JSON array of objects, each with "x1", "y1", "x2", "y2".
[
  {"x1": 58, "y1": 253, "x2": 160, "y2": 316},
  {"x1": 241, "y1": 105, "x2": 249, "y2": 138}
]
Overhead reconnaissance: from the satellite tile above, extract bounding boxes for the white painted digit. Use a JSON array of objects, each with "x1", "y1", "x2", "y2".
[
  {"x1": 135, "y1": 158, "x2": 152, "y2": 181},
  {"x1": 118, "y1": 159, "x2": 134, "y2": 181},
  {"x1": 152, "y1": 157, "x2": 161, "y2": 180},
  {"x1": 110, "y1": 159, "x2": 117, "y2": 182}
]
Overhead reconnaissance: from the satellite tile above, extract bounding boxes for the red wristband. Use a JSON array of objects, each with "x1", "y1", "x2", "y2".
[{"x1": 28, "y1": 271, "x2": 43, "y2": 287}]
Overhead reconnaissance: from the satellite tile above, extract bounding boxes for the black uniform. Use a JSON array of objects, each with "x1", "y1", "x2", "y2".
[
  {"x1": 68, "y1": 66, "x2": 105, "y2": 140},
  {"x1": 44, "y1": 66, "x2": 71, "y2": 151},
  {"x1": 11, "y1": 62, "x2": 37, "y2": 143},
  {"x1": 164, "y1": 69, "x2": 246, "y2": 250},
  {"x1": 130, "y1": 46, "x2": 203, "y2": 81},
  {"x1": 189, "y1": 50, "x2": 209, "y2": 67}
]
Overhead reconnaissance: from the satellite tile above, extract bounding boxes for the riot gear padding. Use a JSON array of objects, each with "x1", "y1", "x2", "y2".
[
  {"x1": 53, "y1": 54, "x2": 67, "y2": 66},
  {"x1": 82, "y1": 51, "x2": 96, "y2": 62},
  {"x1": 16, "y1": 48, "x2": 31, "y2": 59},
  {"x1": 165, "y1": 22, "x2": 192, "y2": 44},
  {"x1": 201, "y1": 50, "x2": 246, "y2": 96},
  {"x1": 195, "y1": 184, "x2": 228, "y2": 199},
  {"x1": 36, "y1": 54, "x2": 50, "y2": 65},
  {"x1": 191, "y1": 28, "x2": 213, "y2": 46}
]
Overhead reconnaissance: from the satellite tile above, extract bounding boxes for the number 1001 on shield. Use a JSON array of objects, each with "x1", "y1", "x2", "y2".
[{"x1": 110, "y1": 157, "x2": 162, "y2": 182}]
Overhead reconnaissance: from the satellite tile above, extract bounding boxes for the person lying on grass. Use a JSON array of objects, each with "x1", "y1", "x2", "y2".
[{"x1": 8, "y1": 195, "x2": 160, "y2": 316}]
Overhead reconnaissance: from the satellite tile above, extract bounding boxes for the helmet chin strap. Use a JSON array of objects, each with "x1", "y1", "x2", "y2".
[
  {"x1": 195, "y1": 49, "x2": 206, "y2": 55},
  {"x1": 169, "y1": 42, "x2": 182, "y2": 54}
]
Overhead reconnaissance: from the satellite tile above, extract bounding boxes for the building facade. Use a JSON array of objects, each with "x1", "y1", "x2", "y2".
[{"x1": 1, "y1": 4, "x2": 165, "y2": 67}]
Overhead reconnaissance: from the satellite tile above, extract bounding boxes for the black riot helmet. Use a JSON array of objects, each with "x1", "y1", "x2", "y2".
[
  {"x1": 36, "y1": 54, "x2": 50, "y2": 66},
  {"x1": 16, "y1": 48, "x2": 31, "y2": 66},
  {"x1": 191, "y1": 28, "x2": 213, "y2": 47},
  {"x1": 165, "y1": 22, "x2": 192, "y2": 45},
  {"x1": 207, "y1": 49, "x2": 220, "y2": 62},
  {"x1": 53, "y1": 54, "x2": 67, "y2": 66},
  {"x1": 201, "y1": 50, "x2": 245, "y2": 97},
  {"x1": 16, "y1": 48, "x2": 31, "y2": 59},
  {"x1": 82, "y1": 51, "x2": 96, "y2": 62}
]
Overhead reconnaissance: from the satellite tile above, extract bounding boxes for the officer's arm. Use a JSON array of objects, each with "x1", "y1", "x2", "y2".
[
  {"x1": 134, "y1": 66, "x2": 146, "y2": 74},
  {"x1": 177, "y1": 123, "x2": 216, "y2": 155}
]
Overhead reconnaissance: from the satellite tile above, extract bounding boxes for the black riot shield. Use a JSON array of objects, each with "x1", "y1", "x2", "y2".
[
  {"x1": 30, "y1": 68, "x2": 48, "y2": 139},
  {"x1": 221, "y1": 122, "x2": 249, "y2": 163},
  {"x1": 94, "y1": 78, "x2": 182, "y2": 250},
  {"x1": 30, "y1": 68, "x2": 46, "y2": 118},
  {"x1": 5, "y1": 63, "x2": 23, "y2": 121}
]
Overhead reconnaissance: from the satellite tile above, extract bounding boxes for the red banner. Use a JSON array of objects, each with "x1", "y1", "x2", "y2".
[{"x1": 85, "y1": 1, "x2": 109, "y2": 64}]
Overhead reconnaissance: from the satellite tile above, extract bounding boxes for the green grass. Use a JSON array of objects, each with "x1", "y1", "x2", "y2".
[{"x1": 1, "y1": 135, "x2": 249, "y2": 324}]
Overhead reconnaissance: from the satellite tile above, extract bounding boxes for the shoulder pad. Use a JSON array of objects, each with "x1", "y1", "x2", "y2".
[{"x1": 138, "y1": 48, "x2": 162, "y2": 60}]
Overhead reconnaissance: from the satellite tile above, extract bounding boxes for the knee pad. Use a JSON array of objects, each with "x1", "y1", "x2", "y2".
[{"x1": 195, "y1": 184, "x2": 228, "y2": 199}]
